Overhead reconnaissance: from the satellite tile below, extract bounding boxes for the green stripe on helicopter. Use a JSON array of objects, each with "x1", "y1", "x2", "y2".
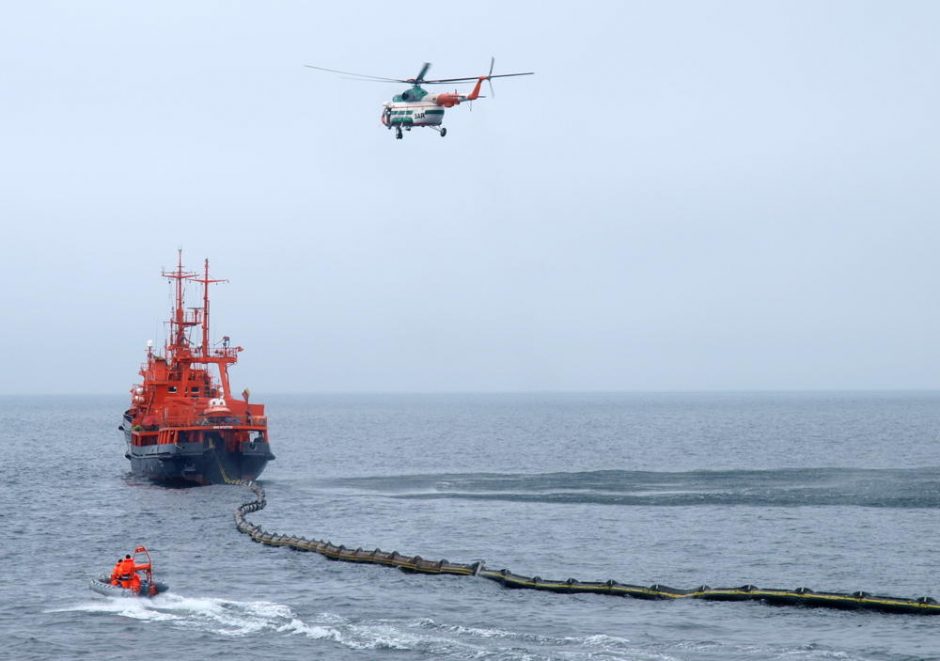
[{"x1": 390, "y1": 109, "x2": 444, "y2": 116}]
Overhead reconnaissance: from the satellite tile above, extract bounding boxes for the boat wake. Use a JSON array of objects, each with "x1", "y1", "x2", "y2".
[
  {"x1": 48, "y1": 596, "x2": 650, "y2": 656},
  {"x1": 52, "y1": 595, "x2": 355, "y2": 640},
  {"x1": 320, "y1": 467, "x2": 940, "y2": 508},
  {"x1": 50, "y1": 595, "x2": 298, "y2": 634},
  {"x1": 48, "y1": 595, "x2": 882, "y2": 658}
]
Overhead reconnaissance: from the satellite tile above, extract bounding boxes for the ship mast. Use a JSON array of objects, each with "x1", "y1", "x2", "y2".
[
  {"x1": 162, "y1": 249, "x2": 196, "y2": 361},
  {"x1": 189, "y1": 256, "x2": 234, "y2": 399},
  {"x1": 159, "y1": 251, "x2": 237, "y2": 399},
  {"x1": 196, "y1": 258, "x2": 226, "y2": 357}
]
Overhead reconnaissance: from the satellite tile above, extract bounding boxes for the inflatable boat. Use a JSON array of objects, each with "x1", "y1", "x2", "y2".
[
  {"x1": 89, "y1": 576, "x2": 169, "y2": 597},
  {"x1": 90, "y1": 545, "x2": 168, "y2": 597}
]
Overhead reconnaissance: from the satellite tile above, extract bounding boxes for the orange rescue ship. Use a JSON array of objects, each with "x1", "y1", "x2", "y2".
[{"x1": 120, "y1": 252, "x2": 274, "y2": 485}]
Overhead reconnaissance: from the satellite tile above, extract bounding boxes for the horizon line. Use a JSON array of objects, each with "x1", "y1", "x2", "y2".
[{"x1": 3, "y1": 388, "x2": 940, "y2": 397}]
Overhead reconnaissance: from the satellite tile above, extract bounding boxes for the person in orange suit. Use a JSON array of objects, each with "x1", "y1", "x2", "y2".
[
  {"x1": 122, "y1": 553, "x2": 153, "y2": 593},
  {"x1": 108, "y1": 550, "x2": 154, "y2": 593},
  {"x1": 134, "y1": 559, "x2": 152, "y2": 593},
  {"x1": 117, "y1": 554, "x2": 135, "y2": 589},
  {"x1": 109, "y1": 558, "x2": 124, "y2": 586}
]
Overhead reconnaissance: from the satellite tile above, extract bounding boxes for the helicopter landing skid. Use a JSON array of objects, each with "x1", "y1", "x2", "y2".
[{"x1": 394, "y1": 126, "x2": 446, "y2": 139}]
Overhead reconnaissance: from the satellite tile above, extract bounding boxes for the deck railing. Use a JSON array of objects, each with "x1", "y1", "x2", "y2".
[{"x1": 136, "y1": 414, "x2": 267, "y2": 429}]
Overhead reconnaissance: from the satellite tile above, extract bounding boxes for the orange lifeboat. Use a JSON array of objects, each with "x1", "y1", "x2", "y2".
[{"x1": 203, "y1": 397, "x2": 232, "y2": 418}]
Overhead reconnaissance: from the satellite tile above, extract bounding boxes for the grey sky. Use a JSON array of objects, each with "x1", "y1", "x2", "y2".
[{"x1": 1, "y1": 1, "x2": 938, "y2": 394}]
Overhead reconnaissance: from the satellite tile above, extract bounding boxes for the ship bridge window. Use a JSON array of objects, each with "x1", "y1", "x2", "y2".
[
  {"x1": 190, "y1": 386, "x2": 200, "y2": 394},
  {"x1": 168, "y1": 386, "x2": 177, "y2": 393}
]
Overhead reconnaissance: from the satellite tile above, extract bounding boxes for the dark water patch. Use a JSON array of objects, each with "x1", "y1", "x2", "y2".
[{"x1": 321, "y1": 468, "x2": 940, "y2": 508}]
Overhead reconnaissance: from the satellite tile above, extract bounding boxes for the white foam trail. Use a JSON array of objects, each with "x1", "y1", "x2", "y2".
[
  {"x1": 49, "y1": 598, "x2": 181, "y2": 622},
  {"x1": 54, "y1": 595, "x2": 648, "y2": 657},
  {"x1": 276, "y1": 618, "x2": 343, "y2": 642},
  {"x1": 51, "y1": 594, "x2": 445, "y2": 650},
  {"x1": 346, "y1": 623, "x2": 430, "y2": 650},
  {"x1": 50, "y1": 594, "x2": 304, "y2": 635},
  {"x1": 575, "y1": 633, "x2": 633, "y2": 647}
]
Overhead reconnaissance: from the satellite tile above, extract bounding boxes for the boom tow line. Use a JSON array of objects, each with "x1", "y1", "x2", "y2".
[{"x1": 229, "y1": 480, "x2": 940, "y2": 616}]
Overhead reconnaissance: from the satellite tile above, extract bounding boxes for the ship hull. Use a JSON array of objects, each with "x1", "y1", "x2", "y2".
[{"x1": 123, "y1": 419, "x2": 274, "y2": 486}]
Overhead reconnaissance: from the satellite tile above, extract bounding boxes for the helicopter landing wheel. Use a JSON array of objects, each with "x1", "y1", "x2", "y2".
[
  {"x1": 440, "y1": 127, "x2": 447, "y2": 138},
  {"x1": 395, "y1": 127, "x2": 403, "y2": 140}
]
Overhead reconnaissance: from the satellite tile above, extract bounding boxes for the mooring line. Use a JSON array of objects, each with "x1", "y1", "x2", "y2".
[{"x1": 229, "y1": 480, "x2": 939, "y2": 616}]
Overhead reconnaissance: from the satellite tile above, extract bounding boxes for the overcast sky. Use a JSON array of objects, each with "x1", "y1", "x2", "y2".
[{"x1": 1, "y1": 1, "x2": 938, "y2": 394}]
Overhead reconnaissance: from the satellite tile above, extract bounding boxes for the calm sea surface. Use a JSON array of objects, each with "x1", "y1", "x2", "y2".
[{"x1": 2, "y1": 392, "x2": 939, "y2": 660}]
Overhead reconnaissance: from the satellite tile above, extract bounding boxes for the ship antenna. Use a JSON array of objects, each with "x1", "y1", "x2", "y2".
[
  {"x1": 203, "y1": 259, "x2": 209, "y2": 354},
  {"x1": 175, "y1": 249, "x2": 185, "y2": 348},
  {"x1": 161, "y1": 249, "x2": 196, "y2": 361},
  {"x1": 194, "y1": 258, "x2": 227, "y2": 357}
]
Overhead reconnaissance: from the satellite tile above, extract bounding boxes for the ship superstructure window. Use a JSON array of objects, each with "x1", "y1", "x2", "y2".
[
  {"x1": 168, "y1": 386, "x2": 177, "y2": 393},
  {"x1": 191, "y1": 387, "x2": 200, "y2": 394}
]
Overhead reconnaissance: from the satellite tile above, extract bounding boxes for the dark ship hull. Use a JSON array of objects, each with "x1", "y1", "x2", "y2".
[{"x1": 122, "y1": 414, "x2": 274, "y2": 486}]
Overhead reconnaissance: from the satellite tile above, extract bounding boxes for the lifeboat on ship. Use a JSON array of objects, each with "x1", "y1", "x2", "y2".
[{"x1": 203, "y1": 397, "x2": 232, "y2": 418}]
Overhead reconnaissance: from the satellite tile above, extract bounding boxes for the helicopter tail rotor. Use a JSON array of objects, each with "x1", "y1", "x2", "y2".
[{"x1": 486, "y1": 56, "x2": 496, "y2": 98}]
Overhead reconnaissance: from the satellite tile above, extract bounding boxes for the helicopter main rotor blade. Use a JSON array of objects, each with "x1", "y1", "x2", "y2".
[
  {"x1": 413, "y1": 62, "x2": 432, "y2": 83},
  {"x1": 303, "y1": 65, "x2": 406, "y2": 83},
  {"x1": 423, "y1": 72, "x2": 534, "y2": 84}
]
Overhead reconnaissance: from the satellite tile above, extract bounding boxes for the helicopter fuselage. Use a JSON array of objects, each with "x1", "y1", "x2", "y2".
[
  {"x1": 380, "y1": 82, "x2": 480, "y2": 138},
  {"x1": 381, "y1": 101, "x2": 445, "y2": 129},
  {"x1": 382, "y1": 85, "x2": 446, "y2": 130}
]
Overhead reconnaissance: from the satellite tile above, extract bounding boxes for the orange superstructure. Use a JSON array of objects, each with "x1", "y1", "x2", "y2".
[{"x1": 121, "y1": 251, "x2": 274, "y2": 485}]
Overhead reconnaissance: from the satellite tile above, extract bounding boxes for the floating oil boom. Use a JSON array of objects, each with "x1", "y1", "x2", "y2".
[
  {"x1": 229, "y1": 480, "x2": 939, "y2": 616},
  {"x1": 120, "y1": 252, "x2": 274, "y2": 485}
]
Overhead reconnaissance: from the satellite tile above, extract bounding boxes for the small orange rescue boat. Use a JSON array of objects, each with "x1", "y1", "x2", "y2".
[{"x1": 89, "y1": 545, "x2": 168, "y2": 598}]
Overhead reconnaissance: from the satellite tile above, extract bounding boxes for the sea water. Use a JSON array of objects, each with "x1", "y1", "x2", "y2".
[{"x1": 2, "y1": 392, "x2": 939, "y2": 660}]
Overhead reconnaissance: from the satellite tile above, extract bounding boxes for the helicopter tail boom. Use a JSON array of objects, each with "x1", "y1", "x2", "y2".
[
  {"x1": 467, "y1": 77, "x2": 486, "y2": 101},
  {"x1": 431, "y1": 76, "x2": 485, "y2": 108}
]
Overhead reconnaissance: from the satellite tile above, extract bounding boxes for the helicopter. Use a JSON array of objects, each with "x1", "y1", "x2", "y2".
[{"x1": 304, "y1": 58, "x2": 533, "y2": 139}]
